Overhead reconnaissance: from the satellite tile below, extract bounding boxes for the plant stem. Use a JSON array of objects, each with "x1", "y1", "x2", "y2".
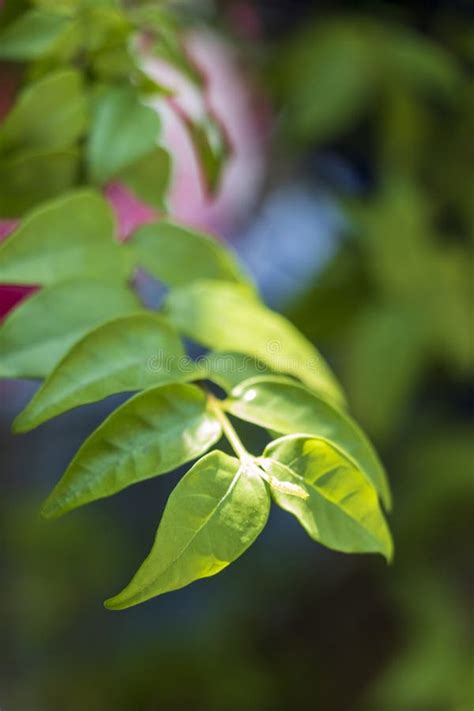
[{"x1": 208, "y1": 395, "x2": 251, "y2": 462}]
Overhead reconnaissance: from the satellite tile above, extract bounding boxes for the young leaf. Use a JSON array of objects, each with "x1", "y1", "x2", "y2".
[
  {"x1": 227, "y1": 376, "x2": 391, "y2": 508},
  {"x1": 118, "y1": 147, "x2": 171, "y2": 211},
  {"x1": 0, "y1": 190, "x2": 129, "y2": 285},
  {"x1": 0, "y1": 279, "x2": 141, "y2": 379},
  {"x1": 0, "y1": 9, "x2": 73, "y2": 60},
  {"x1": 87, "y1": 86, "x2": 161, "y2": 184},
  {"x1": 261, "y1": 435, "x2": 393, "y2": 559},
  {"x1": 0, "y1": 70, "x2": 88, "y2": 153},
  {"x1": 105, "y1": 451, "x2": 270, "y2": 608},
  {"x1": 13, "y1": 313, "x2": 192, "y2": 432},
  {"x1": 129, "y1": 223, "x2": 249, "y2": 287},
  {"x1": 165, "y1": 280, "x2": 344, "y2": 406},
  {"x1": 41, "y1": 384, "x2": 223, "y2": 519}
]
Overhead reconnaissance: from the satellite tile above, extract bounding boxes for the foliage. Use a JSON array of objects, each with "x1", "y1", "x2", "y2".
[
  {"x1": 271, "y1": 7, "x2": 473, "y2": 710},
  {"x1": 0, "y1": 1, "x2": 392, "y2": 608}
]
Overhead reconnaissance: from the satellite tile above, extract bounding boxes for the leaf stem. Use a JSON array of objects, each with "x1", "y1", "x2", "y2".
[{"x1": 208, "y1": 395, "x2": 251, "y2": 462}]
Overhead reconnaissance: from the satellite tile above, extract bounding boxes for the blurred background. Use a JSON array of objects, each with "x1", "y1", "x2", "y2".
[{"x1": 1, "y1": 0, "x2": 473, "y2": 709}]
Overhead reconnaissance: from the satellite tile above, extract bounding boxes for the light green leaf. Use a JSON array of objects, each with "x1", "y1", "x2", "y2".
[
  {"x1": 165, "y1": 280, "x2": 344, "y2": 406},
  {"x1": 227, "y1": 376, "x2": 391, "y2": 508},
  {"x1": 130, "y1": 224, "x2": 249, "y2": 287},
  {"x1": 105, "y1": 450, "x2": 270, "y2": 608},
  {"x1": 0, "y1": 190, "x2": 129, "y2": 285},
  {"x1": 0, "y1": 9, "x2": 73, "y2": 60},
  {"x1": 87, "y1": 86, "x2": 161, "y2": 184},
  {"x1": 41, "y1": 384, "x2": 223, "y2": 519},
  {"x1": 119, "y1": 147, "x2": 171, "y2": 211},
  {"x1": 0, "y1": 70, "x2": 88, "y2": 153},
  {"x1": 199, "y1": 352, "x2": 272, "y2": 392},
  {"x1": 0, "y1": 279, "x2": 141, "y2": 379},
  {"x1": 13, "y1": 313, "x2": 191, "y2": 432},
  {"x1": 0, "y1": 149, "x2": 79, "y2": 217},
  {"x1": 261, "y1": 435, "x2": 392, "y2": 559}
]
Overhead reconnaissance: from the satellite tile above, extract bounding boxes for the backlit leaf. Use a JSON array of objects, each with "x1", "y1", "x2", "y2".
[
  {"x1": 105, "y1": 450, "x2": 270, "y2": 608},
  {"x1": 227, "y1": 376, "x2": 391, "y2": 508},
  {"x1": 165, "y1": 280, "x2": 344, "y2": 406},
  {"x1": 14, "y1": 313, "x2": 190, "y2": 432},
  {"x1": 261, "y1": 435, "x2": 392, "y2": 559},
  {"x1": 41, "y1": 384, "x2": 223, "y2": 518}
]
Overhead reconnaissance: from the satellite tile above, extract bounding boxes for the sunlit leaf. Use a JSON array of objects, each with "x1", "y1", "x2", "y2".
[
  {"x1": 227, "y1": 376, "x2": 391, "y2": 508},
  {"x1": 261, "y1": 435, "x2": 392, "y2": 559},
  {"x1": 0, "y1": 190, "x2": 129, "y2": 285},
  {"x1": 130, "y1": 224, "x2": 249, "y2": 287},
  {"x1": 200, "y1": 352, "x2": 272, "y2": 392},
  {"x1": 105, "y1": 450, "x2": 270, "y2": 608},
  {"x1": 14, "y1": 313, "x2": 191, "y2": 432},
  {"x1": 41, "y1": 384, "x2": 223, "y2": 518},
  {"x1": 0, "y1": 279, "x2": 141, "y2": 379},
  {"x1": 165, "y1": 280, "x2": 344, "y2": 406}
]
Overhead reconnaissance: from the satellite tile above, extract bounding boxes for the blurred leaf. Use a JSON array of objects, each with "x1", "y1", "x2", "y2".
[
  {"x1": 183, "y1": 115, "x2": 230, "y2": 194},
  {"x1": 0, "y1": 9, "x2": 73, "y2": 60},
  {"x1": 262, "y1": 435, "x2": 392, "y2": 558},
  {"x1": 201, "y1": 352, "x2": 272, "y2": 392},
  {"x1": 277, "y1": 20, "x2": 375, "y2": 142},
  {"x1": 105, "y1": 450, "x2": 270, "y2": 608},
  {"x1": 118, "y1": 147, "x2": 171, "y2": 211},
  {"x1": 165, "y1": 280, "x2": 345, "y2": 407},
  {"x1": 130, "y1": 222, "x2": 249, "y2": 287},
  {"x1": 87, "y1": 86, "x2": 161, "y2": 184},
  {"x1": 0, "y1": 190, "x2": 128, "y2": 285},
  {"x1": 0, "y1": 148, "x2": 79, "y2": 217},
  {"x1": 345, "y1": 304, "x2": 427, "y2": 440},
  {"x1": 13, "y1": 313, "x2": 189, "y2": 432},
  {"x1": 41, "y1": 384, "x2": 222, "y2": 518},
  {"x1": 0, "y1": 278, "x2": 141, "y2": 379},
  {"x1": 0, "y1": 70, "x2": 88, "y2": 153},
  {"x1": 227, "y1": 376, "x2": 391, "y2": 508}
]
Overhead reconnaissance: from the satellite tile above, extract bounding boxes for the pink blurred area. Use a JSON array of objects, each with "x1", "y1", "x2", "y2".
[{"x1": 0, "y1": 30, "x2": 266, "y2": 318}]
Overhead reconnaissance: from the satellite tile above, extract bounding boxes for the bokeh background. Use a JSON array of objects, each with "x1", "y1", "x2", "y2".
[{"x1": 1, "y1": 1, "x2": 473, "y2": 709}]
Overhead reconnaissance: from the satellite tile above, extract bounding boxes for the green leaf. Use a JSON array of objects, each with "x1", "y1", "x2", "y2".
[
  {"x1": 118, "y1": 147, "x2": 171, "y2": 211},
  {"x1": 0, "y1": 279, "x2": 141, "y2": 379},
  {"x1": 87, "y1": 86, "x2": 161, "y2": 184},
  {"x1": 277, "y1": 20, "x2": 374, "y2": 143},
  {"x1": 0, "y1": 70, "x2": 88, "y2": 153},
  {"x1": 105, "y1": 450, "x2": 270, "y2": 608},
  {"x1": 41, "y1": 384, "x2": 223, "y2": 519},
  {"x1": 227, "y1": 376, "x2": 391, "y2": 508},
  {"x1": 0, "y1": 9, "x2": 73, "y2": 60},
  {"x1": 0, "y1": 190, "x2": 129, "y2": 285},
  {"x1": 261, "y1": 435, "x2": 392, "y2": 559},
  {"x1": 165, "y1": 280, "x2": 344, "y2": 406},
  {"x1": 183, "y1": 116, "x2": 230, "y2": 194},
  {"x1": 199, "y1": 352, "x2": 272, "y2": 392},
  {"x1": 130, "y1": 224, "x2": 249, "y2": 287},
  {"x1": 0, "y1": 149, "x2": 79, "y2": 217},
  {"x1": 13, "y1": 313, "x2": 192, "y2": 432}
]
